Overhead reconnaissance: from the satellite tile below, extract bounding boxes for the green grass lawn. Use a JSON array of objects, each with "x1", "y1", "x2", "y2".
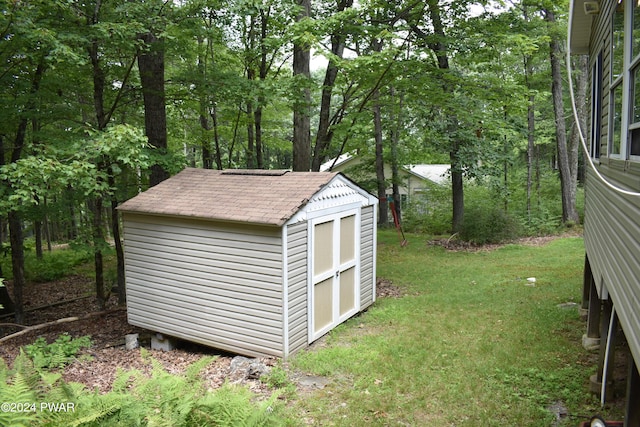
[{"x1": 288, "y1": 231, "x2": 624, "y2": 426}]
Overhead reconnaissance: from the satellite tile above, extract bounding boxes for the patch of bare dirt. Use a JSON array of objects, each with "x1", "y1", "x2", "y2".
[
  {"x1": 376, "y1": 278, "x2": 405, "y2": 298},
  {"x1": 429, "y1": 232, "x2": 583, "y2": 252}
]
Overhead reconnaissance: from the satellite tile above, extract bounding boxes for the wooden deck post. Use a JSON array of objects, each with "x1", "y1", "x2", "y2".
[
  {"x1": 583, "y1": 273, "x2": 601, "y2": 351},
  {"x1": 581, "y1": 255, "x2": 592, "y2": 316}
]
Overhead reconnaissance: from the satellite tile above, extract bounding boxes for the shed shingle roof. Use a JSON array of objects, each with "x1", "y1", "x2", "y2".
[{"x1": 117, "y1": 168, "x2": 340, "y2": 226}]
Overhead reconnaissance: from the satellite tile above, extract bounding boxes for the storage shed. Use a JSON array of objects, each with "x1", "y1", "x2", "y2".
[{"x1": 117, "y1": 168, "x2": 378, "y2": 358}]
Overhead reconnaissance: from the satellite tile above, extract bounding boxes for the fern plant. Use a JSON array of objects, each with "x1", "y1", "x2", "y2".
[
  {"x1": 2, "y1": 349, "x2": 290, "y2": 427},
  {"x1": 0, "y1": 355, "x2": 38, "y2": 427},
  {"x1": 63, "y1": 354, "x2": 288, "y2": 427},
  {"x1": 0, "y1": 351, "x2": 65, "y2": 427},
  {"x1": 186, "y1": 383, "x2": 283, "y2": 427}
]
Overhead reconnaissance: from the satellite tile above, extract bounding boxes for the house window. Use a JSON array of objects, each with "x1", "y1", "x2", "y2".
[
  {"x1": 612, "y1": 1, "x2": 625, "y2": 80},
  {"x1": 591, "y1": 52, "x2": 603, "y2": 159},
  {"x1": 610, "y1": 1, "x2": 625, "y2": 158},
  {"x1": 630, "y1": 0, "x2": 640, "y2": 156},
  {"x1": 609, "y1": 0, "x2": 640, "y2": 159},
  {"x1": 611, "y1": 83, "x2": 623, "y2": 156},
  {"x1": 634, "y1": 0, "x2": 640, "y2": 57},
  {"x1": 631, "y1": 65, "x2": 640, "y2": 156}
]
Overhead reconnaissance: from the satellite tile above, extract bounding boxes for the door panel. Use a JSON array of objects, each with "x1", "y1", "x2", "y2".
[
  {"x1": 310, "y1": 210, "x2": 360, "y2": 341},
  {"x1": 339, "y1": 267, "x2": 356, "y2": 317},
  {"x1": 340, "y1": 215, "x2": 355, "y2": 264},
  {"x1": 314, "y1": 277, "x2": 333, "y2": 332},
  {"x1": 313, "y1": 220, "x2": 334, "y2": 276}
]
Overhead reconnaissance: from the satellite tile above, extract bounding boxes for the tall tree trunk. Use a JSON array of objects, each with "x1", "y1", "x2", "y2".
[
  {"x1": 90, "y1": 197, "x2": 106, "y2": 310},
  {"x1": 108, "y1": 173, "x2": 125, "y2": 304},
  {"x1": 311, "y1": 0, "x2": 354, "y2": 171},
  {"x1": 7, "y1": 119, "x2": 29, "y2": 324},
  {"x1": 526, "y1": 91, "x2": 535, "y2": 223},
  {"x1": 88, "y1": 14, "x2": 109, "y2": 309},
  {"x1": 7, "y1": 211, "x2": 24, "y2": 321},
  {"x1": 450, "y1": 146, "x2": 464, "y2": 233},
  {"x1": 570, "y1": 55, "x2": 588, "y2": 202},
  {"x1": 6, "y1": 60, "x2": 45, "y2": 323},
  {"x1": 425, "y1": 0, "x2": 463, "y2": 233},
  {"x1": 545, "y1": 9, "x2": 580, "y2": 224},
  {"x1": 196, "y1": 37, "x2": 213, "y2": 170},
  {"x1": 503, "y1": 106, "x2": 509, "y2": 212},
  {"x1": 0, "y1": 134, "x2": 10, "y2": 315},
  {"x1": 138, "y1": 32, "x2": 169, "y2": 186},
  {"x1": 253, "y1": 8, "x2": 270, "y2": 170},
  {"x1": 373, "y1": 90, "x2": 388, "y2": 225},
  {"x1": 211, "y1": 106, "x2": 223, "y2": 170},
  {"x1": 254, "y1": 106, "x2": 264, "y2": 168},
  {"x1": 245, "y1": 13, "x2": 257, "y2": 169},
  {"x1": 246, "y1": 100, "x2": 256, "y2": 168},
  {"x1": 228, "y1": 107, "x2": 242, "y2": 168},
  {"x1": 34, "y1": 220, "x2": 43, "y2": 259},
  {"x1": 199, "y1": 106, "x2": 213, "y2": 169},
  {"x1": 292, "y1": 0, "x2": 311, "y2": 171},
  {"x1": 371, "y1": 36, "x2": 388, "y2": 225},
  {"x1": 390, "y1": 86, "x2": 402, "y2": 222}
]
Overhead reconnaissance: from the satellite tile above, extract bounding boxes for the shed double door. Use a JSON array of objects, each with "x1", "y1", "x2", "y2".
[{"x1": 310, "y1": 210, "x2": 360, "y2": 342}]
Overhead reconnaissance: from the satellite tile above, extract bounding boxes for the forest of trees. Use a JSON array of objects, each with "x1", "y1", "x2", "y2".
[{"x1": 0, "y1": 0, "x2": 585, "y2": 322}]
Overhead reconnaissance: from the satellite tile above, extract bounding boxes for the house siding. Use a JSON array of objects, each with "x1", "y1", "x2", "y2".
[
  {"x1": 122, "y1": 213, "x2": 284, "y2": 357},
  {"x1": 286, "y1": 221, "x2": 308, "y2": 356},
  {"x1": 584, "y1": 168, "x2": 640, "y2": 367},
  {"x1": 583, "y1": 0, "x2": 640, "y2": 374},
  {"x1": 595, "y1": 0, "x2": 612, "y2": 156},
  {"x1": 360, "y1": 205, "x2": 376, "y2": 309}
]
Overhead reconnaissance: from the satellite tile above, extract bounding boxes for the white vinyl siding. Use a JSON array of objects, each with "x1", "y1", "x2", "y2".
[
  {"x1": 360, "y1": 205, "x2": 376, "y2": 309},
  {"x1": 123, "y1": 214, "x2": 284, "y2": 357},
  {"x1": 286, "y1": 221, "x2": 308, "y2": 355}
]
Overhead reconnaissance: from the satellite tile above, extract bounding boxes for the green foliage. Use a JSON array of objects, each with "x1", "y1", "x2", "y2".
[
  {"x1": 0, "y1": 351, "x2": 76, "y2": 427},
  {"x1": 261, "y1": 363, "x2": 288, "y2": 389},
  {"x1": 67, "y1": 354, "x2": 287, "y2": 426},
  {"x1": 459, "y1": 202, "x2": 522, "y2": 244},
  {"x1": 261, "y1": 363, "x2": 296, "y2": 399},
  {"x1": 184, "y1": 382, "x2": 283, "y2": 427},
  {"x1": 0, "y1": 353, "x2": 44, "y2": 427},
  {"x1": 401, "y1": 166, "x2": 582, "y2": 240},
  {"x1": 23, "y1": 248, "x2": 93, "y2": 283},
  {"x1": 1, "y1": 348, "x2": 289, "y2": 427},
  {"x1": 23, "y1": 334, "x2": 93, "y2": 371},
  {"x1": 1, "y1": 244, "x2": 102, "y2": 283},
  {"x1": 403, "y1": 185, "x2": 453, "y2": 235}
]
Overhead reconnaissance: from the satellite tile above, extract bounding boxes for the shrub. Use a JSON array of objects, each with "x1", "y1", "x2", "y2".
[
  {"x1": 459, "y1": 204, "x2": 522, "y2": 244},
  {"x1": 403, "y1": 185, "x2": 452, "y2": 234}
]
